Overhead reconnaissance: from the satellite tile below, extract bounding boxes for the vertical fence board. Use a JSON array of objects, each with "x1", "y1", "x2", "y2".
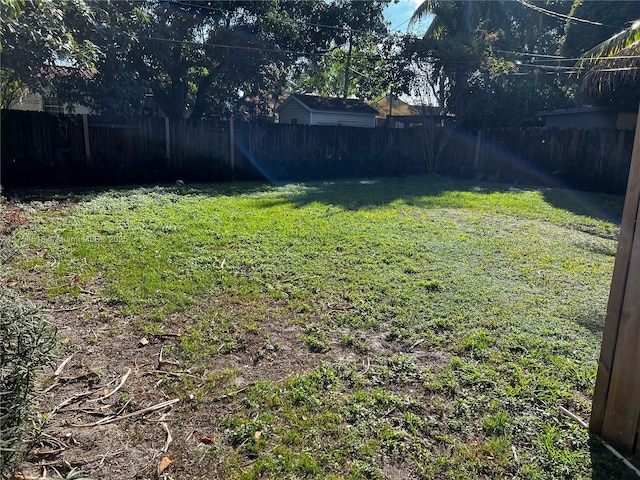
[
  {"x1": 599, "y1": 208, "x2": 640, "y2": 451},
  {"x1": 590, "y1": 110, "x2": 640, "y2": 450}
]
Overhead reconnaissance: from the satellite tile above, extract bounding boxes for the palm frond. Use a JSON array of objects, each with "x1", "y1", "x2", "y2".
[
  {"x1": 576, "y1": 20, "x2": 640, "y2": 96},
  {"x1": 582, "y1": 20, "x2": 640, "y2": 61},
  {"x1": 408, "y1": 0, "x2": 434, "y2": 29}
]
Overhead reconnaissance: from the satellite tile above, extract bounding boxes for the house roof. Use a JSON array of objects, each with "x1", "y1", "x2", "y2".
[
  {"x1": 537, "y1": 106, "x2": 612, "y2": 117},
  {"x1": 277, "y1": 94, "x2": 378, "y2": 115},
  {"x1": 41, "y1": 65, "x2": 95, "y2": 82}
]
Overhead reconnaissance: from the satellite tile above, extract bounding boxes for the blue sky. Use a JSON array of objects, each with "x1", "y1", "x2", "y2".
[{"x1": 384, "y1": 0, "x2": 431, "y2": 36}]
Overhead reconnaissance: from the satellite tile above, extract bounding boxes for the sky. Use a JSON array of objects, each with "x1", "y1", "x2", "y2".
[{"x1": 384, "y1": 0, "x2": 431, "y2": 36}]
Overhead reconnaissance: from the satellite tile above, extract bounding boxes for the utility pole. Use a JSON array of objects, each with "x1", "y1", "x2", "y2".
[{"x1": 343, "y1": 30, "x2": 353, "y2": 99}]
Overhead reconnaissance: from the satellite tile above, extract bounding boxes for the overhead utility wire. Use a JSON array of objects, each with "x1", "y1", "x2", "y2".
[
  {"x1": 145, "y1": 35, "x2": 389, "y2": 61},
  {"x1": 516, "y1": 0, "x2": 606, "y2": 27}
]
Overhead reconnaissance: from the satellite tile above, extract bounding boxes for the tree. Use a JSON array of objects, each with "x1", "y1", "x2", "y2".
[
  {"x1": 289, "y1": 0, "x2": 391, "y2": 100},
  {"x1": 0, "y1": 0, "x2": 99, "y2": 108},
  {"x1": 79, "y1": 0, "x2": 358, "y2": 120},
  {"x1": 406, "y1": 1, "x2": 512, "y2": 126}
]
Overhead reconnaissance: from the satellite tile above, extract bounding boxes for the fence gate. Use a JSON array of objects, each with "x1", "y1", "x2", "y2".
[{"x1": 590, "y1": 109, "x2": 640, "y2": 455}]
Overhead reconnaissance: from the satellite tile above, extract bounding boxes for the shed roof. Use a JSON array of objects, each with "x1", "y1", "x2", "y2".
[{"x1": 277, "y1": 94, "x2": 378, "y2": 115}]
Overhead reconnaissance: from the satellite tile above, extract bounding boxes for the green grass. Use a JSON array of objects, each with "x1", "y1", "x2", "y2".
[{"x1": 5, "y1": 176, "x2": 634, "y2": 479}]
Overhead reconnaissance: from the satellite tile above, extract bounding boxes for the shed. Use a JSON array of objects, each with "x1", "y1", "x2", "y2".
[
  {"x1": 275, "y1": 94, "x2": 378, "y2": 128},
  {"x1": 538, "y1": 106, "x2": 636, "y2": 130}
]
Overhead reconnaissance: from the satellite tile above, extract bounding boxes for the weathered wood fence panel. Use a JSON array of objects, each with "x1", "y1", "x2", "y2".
[
  {"x1": 590, "y1": 110, "x2": 640, "y2": 454},
  {"x1": 0, "y1": 110, "x2": 635, "y2": 193}
]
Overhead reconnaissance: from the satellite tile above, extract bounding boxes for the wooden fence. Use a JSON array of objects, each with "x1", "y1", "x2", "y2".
[
  {"x1": 0, "y1": 109, "x2": 634, "y2": 193},
  {"x1": 590, "y1": 110, "x2": 640, "y2": 455}
]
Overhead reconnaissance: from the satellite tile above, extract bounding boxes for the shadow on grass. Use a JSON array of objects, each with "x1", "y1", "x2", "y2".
[
  {"x1": 2, "y1": 181, "x2": 275, "y2": 204},
  {"x1": 282, "y1": 176, "x2": 523, "y2": 211},
  {"x1": 590, "y1": 434, "x2": 639, "y2": 480},
  {"x1": 574, "y1": 309, "x2": 607, "y2": 335},
  {"x1": 2, "y1": 176, "x2": 504, "y2": 209},
  {"x1": 542, "y1": 189, "x2": 624, "y2": 224},
  {"x1": 3, "y1": 176, "x2": 626, "y2": 225}
]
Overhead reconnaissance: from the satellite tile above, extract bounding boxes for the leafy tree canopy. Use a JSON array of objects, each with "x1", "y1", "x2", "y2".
[{"x1": 0, "y1": 0, "x2": 99, "y2": 109}]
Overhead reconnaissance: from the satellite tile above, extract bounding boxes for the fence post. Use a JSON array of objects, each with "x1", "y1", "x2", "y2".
[
  {"x1": 82, "y1": 114, "x2": 91, "y2": 162},
  {"x1": 230, "y1": 116, "x2": 235, "y2": 180},
  {"x1": 474, "y1": 130, "x2": 482, "y2": 171},
  {"x1": 590, "y1": 107, "x2": 640, "y2": 454},
  {"x1": 164, "y1": 117, "x2": 171, "y2": 160}
]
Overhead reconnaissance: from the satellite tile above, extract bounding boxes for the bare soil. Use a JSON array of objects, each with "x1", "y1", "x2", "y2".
[{"x1": 6, "y1": 284, "x2": 445, "y2": 480}]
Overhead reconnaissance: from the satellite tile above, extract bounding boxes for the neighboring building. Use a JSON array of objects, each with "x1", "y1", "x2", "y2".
[
  {"x1": 10, "y1": 90, "x2": 92, "y2": 115},
  {"x1": 538, "y1": 106, "x2": 637, "y2": 130},
  {"x1": 8, "y1": 66, "x2": 93, "y2": 115},
  {"x1": 275, "y1": 94, "x2": 378, "y2": 128},
  {"x1": 372, "y1": 95, "x2": 451, "y2": 128}
]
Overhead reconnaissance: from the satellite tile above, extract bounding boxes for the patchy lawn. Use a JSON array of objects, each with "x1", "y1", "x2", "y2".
[{"x1": 1, "y1": 176, "x2": 635, "y2": 479}]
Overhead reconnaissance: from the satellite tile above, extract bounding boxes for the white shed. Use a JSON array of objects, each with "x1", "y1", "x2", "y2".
[{"x1": 276, "y1": 94, "x2": 378, "y2": 128}]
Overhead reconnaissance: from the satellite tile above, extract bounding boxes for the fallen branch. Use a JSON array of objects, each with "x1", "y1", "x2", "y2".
[
  {"x1": 69, "y1": 398, "x2": 180, "y2": 427},
  {"x1": 559, "y1": 406, "x2": 640, "y2": 478}
]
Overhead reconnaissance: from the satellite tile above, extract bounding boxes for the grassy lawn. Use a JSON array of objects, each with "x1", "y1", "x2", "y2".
[{"x1": 2, "y1": 176, "x2": 634, "y2": 479}]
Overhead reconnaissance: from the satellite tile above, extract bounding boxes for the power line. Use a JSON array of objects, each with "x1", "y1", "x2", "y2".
[
  {"x1": 144, "y1": 35, "x2": 389, "y2": 62},
  {"x1": 516, "y1": 0, "x2": 607, "y2": 27},
  {"x1": 496, "y1": 49, "x2": 640, "y2": 64}
]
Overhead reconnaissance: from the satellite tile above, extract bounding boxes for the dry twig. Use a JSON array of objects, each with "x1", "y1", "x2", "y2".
[
  {"x1": 160, "y1": 421, "x2": 173, "y2": 453},
  {"x1": 362, "y1": 356, "x2": 371, "y2": 376},
  {"x1": 68, "y1": 398, "x2": 180, "y2": 427},
  {"x1": 88, "y1": 368, "x2": 131, "y2": 403},
  {"x1": 53, "y1": 354, "x2": 74, "y2": 376}
]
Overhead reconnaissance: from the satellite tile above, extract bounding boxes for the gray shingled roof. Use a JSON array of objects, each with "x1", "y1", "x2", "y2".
[{"x1": 289, "y1": 94, "x2": 378, "y2": 115}]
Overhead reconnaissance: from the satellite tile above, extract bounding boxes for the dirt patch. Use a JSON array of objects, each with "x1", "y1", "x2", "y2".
[
  {"x1": 9, "y1": 284, "x2": 453, "y2": 480},
  {"x1": 11, "y1": 289, "x2": 329, "y2": 479}
]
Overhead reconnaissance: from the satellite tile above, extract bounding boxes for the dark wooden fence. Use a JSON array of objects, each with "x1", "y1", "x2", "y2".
[{"x1": 1, "y1": 109, "x2": 634, "y2": 193}]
